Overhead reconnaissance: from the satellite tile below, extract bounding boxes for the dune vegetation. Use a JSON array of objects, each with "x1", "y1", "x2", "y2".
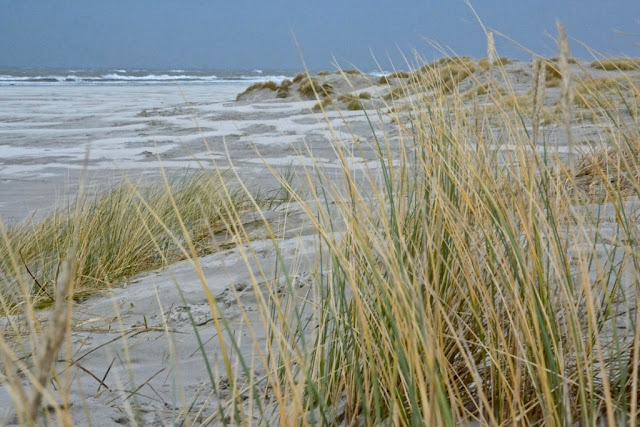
[
  {"x1": 3, "y1": 31, "x2": 640, "y2": 425},
  {"x1": 0, "y1": 172, "x2": 257, "y2": 312},
  {"x1": 235, "y1": 80, "x2": 279, "y2": 100},
  {"x1": 378, "y1": 71, "x2": 410, "y2": 84},
  {"x1": 337, "y1": 92, "x2": 372, "y2": 110},
  {"x1": 311, "y1": 95, "x2": 333, "y2": 111},
  {"x1": 591, "y1": 58, "x2": 640, "y2": 71},
  {"x1": 297, "y1": 76, "x2": 333, "y2": 98}
]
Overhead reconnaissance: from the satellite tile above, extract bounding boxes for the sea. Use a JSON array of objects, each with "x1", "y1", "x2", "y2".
[{"x1": 0, "y1": 67, "x2": 296, "y2": 86}]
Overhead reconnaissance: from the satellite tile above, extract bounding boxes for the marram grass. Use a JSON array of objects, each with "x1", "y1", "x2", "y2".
[{"x1": 0, "y1": 171, "x2": 251, "y2": 311}]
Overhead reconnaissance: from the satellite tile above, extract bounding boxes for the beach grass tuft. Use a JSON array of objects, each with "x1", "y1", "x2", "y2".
[
  {"x1": 0, "y1": 171, "x2": 252, "y2": 310},
  {"x1": 235, "y1": 80, "x2": 278, "y2": 100},
  {"x1": 292, "y1": 72, "x2": 307, "y2": 83},
  {"x1": 493, "y1": 56, "x2": 513, "y2": 66},
  {"x1": 297, "y1": 54, "x2": 640, "y2": 425},
  {"x1": 591, "y1": 58, "x2": 640, "y2": 71},
  {"x1": 298, "y1": 76, "x2": 333, "y2": 98},
  {"x1": 544, "y1": 60, "x2": 564, "y2": 87},
  {"x1": 378, "y1": 71, "x2": 409, "y2": 84},
  {"x1": 412, "y1": 56, "x2": 476, "y2": 93},
  {"x1": 312, "y1": 95, "x2": 333, "y2": 111},
  {"x1": 337, "y1": 92, "x2": 372, "y2": 110},
  {"x1": 276, "y1": 79, "x2": 293, "y2": 98}
]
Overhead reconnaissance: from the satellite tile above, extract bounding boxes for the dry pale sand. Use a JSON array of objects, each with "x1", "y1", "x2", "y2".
[{"x1": 1, "y1": 61, "x2": 639, "y2": 424}]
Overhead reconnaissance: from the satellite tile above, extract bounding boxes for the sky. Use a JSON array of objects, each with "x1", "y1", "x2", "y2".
[{"x1": 1, "y1": 0, "x2": 638, "y2": 70}]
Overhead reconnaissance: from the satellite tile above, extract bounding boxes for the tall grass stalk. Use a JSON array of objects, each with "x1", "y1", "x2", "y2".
[
  {"x1": 291, "y1": 55, "x2": 640, "y2": 424},
  {"x1": 557, "y1": 21, "x2": 575, "y2": 169}
]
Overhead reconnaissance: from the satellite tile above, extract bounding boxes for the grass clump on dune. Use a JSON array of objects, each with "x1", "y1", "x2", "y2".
[
  {"x1": 292, "y1": 72, "x2": 307, "y2": 83},
  {"x1": 0, "y1": 171, "x2": 251, "y2": 309},
  {"x1": 388, "y1": 70, "x2": 409, "y2": 79},
  {"x1": 572, "y1": 76, "x2": 627, "y2": 107},
  {"x1": 478, "y1": 57, "x2": 490, "y2": 70},
  {"x1": 317, "y1": 70, "x2": 330, "y2": 76},
  {"x1": 338, "y1": 92, "x2": 372, "y2": 110},
  {"x1": 428, "y1": 55, "x2": 473, "y2": 68},
  {"x1": 486, "y1": 92, "x2": 533, "y2": 114},
  {"x1": 571, "y1": 138, "x2": 640, "y2": 201},
  {"x1": 276, "y1": 78, "x2": 293, "y2": 98},
  {"x1": 462, "y1": 82, "x2": 508, "y2": 100},
  {"x1": 544, "y1": 60, "x2": 564, "y2": 87},
  {"x1": 378, "y1": 71, "x2": 409, "y2": 84},
  {"x1": 493, "y1": 56, "x2": 513, "y2": 66},
  {"x1": 412, "y1": 56, "x2": 476, "y2": 93},
  {"x1": 337, "y1": 92, "x2": 371, "y2": 102},
  {"x1": 298, "y1": 76, "x2": 333, "y2": 98},
  {"x1": 235, "y1": 80, "x2": 278, "y2": 100},
  {"x1": 550, "y1": 55, "x2": 578, "y2": 64},
  {"x1": 591, "y1": 58, "x2": 640, "y2": 71},
  {"x1": 311, "y1": 95, "x2": 333, "y2": 111},
  {"x1": 384, "y1": 86, "x2": 408, "y2": 100},
  {"x1": 279, "y1": 79, "x2": 293, "y2": 88},
  {"x1": 345, "y1": 99, "x2": 363, "y2": 110}
]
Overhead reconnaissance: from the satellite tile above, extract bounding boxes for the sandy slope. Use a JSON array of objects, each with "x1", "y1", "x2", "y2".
[{"x1": 0, "y1": 202, "x2": 329, "y2": 425}]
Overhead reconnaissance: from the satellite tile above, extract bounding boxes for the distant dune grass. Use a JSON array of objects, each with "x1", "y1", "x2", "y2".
[
  {"x1": 409, "y1": 56, "x2": 477, "y2": 93},
  {"x1": 4, "y1": 43, "x2": 640, "y2": 424},
  {"x1": 337, "y1": 92, "x2": 372, "y2": 110},
  {"x1": 235, "y1": 80, "x2": 278, "y2": 100},
  {"x1": 378, "y1": 71, "x2": 409, "y2": 84},
  {"x1": 311, "y1": 95, "x2": 332, "y2": 111},
  {"x1": 297, "y1": 76, "x2": 333, "y2": 98},
  {"x1": 0, "y1": 171, "x2": 254, "y2": 311},
  {"x1": 591, "y1": 58, "x2": 640, "y2": 71}
]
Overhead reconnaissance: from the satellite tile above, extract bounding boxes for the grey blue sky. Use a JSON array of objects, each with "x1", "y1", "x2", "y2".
[{"x1": 1, "y1": 0, "x2": 638, "y2": 70}]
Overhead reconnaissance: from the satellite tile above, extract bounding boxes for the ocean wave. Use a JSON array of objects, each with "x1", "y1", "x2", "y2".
[
  {"x1": 0, "y1": 72, "x2": 293, "y2": 86},
  {"x1": 98, "y1": 73, "x2": 219, "y2": 81},
  {"x1": 0, "y1": 75, "x2": 83, "y2": 82},
  {"x1": 0, "y1": 74, "x2": 220, "y2": 85},
  {"x1": 235, "y1": 75, "x2": 289, "y2": 82},
  {"x1": 366, "y1": 71, "x2": 390, "y2": 77}
]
